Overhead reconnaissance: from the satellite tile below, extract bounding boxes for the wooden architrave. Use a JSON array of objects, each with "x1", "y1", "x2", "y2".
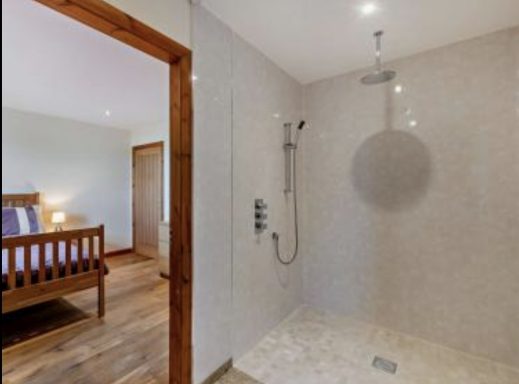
[{"x1": 35, "y1": 1, "x2": 193, "y2": 382}]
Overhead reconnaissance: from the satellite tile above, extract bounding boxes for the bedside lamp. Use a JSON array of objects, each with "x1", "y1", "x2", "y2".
[{"x1": 51, "y1": 211, "x2": 66, "y2": 232}]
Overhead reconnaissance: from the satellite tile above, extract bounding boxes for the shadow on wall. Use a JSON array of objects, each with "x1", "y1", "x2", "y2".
[{"x1": 351, "y1": 129, "x2": 432, "y2": 211}]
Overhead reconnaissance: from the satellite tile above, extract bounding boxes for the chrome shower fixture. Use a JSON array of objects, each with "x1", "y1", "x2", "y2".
[
  {"x1": 361, "y1": 30, "x2": 396, "y2": 85},
  {"x1": 273, "y1": 120, "x2": 306, "y2": 265},
  {"x1": 283, "y1": 120, "x2": 306, "y2": 193}
]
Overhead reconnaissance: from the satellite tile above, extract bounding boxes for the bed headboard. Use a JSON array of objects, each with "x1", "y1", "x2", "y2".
[{"x1": 2, "y1": 193, "x2": 40, "y2": 207}]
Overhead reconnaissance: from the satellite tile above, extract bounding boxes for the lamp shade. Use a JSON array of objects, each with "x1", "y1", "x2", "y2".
[{"x1": 51, "y1": 211, "x2": 66, "y2": 224}]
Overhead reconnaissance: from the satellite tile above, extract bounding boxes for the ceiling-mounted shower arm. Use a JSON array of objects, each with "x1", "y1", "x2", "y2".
[
  {"x1": 360, "y1": 30, "x2": 396, "y2": 85},
  {"x1": 374, "y1": 30, "x2": 383, "y2": 72}
]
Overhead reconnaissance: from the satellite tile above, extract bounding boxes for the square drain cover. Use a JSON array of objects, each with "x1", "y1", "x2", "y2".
[{"x1": 372, "y1": 356, "x2": 398, "y2": 374}]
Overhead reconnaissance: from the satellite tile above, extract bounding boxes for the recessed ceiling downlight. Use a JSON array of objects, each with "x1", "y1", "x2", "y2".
[{"x1": 360, "y1": 2, "x2": 378, "y2": 16}]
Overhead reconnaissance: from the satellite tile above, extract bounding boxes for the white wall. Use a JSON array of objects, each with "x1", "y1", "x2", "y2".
[
  {"x1": 231, "y1": 33, "x2": 304, "y2": 359},
  {"x1": 192, "y1": 6, "x2": 304, "y2": 382},
  {"x1": 2, "y1": 107, "x2": 132, "y2": 250},
  {"x1": 303, "y1": 28, "x2": 519, "y2": 367},
  {"x1": 192, "y1": 6, "x2": 233, "y2": 383},
  {"x1": 130, "y1": 122, "x2": 170, "y2": 220},
  {"x1": 104, "y1": 0, "x2": 191, "y2": 48}
]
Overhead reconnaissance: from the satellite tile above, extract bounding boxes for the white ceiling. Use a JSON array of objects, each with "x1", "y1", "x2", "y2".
[
  {"x1": 2, "y1": 0, "x2": 168, "y2": 129},
  {"x1": 202, "y1": 0, "x2": 519, "y2": 84}
]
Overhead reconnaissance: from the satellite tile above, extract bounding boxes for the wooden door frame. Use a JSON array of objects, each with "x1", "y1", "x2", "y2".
[
  {"x1": 132, "y1": 141, "x2": 165, "y2": 255},
  {"x1": 35, "y1": 1, "x2": 193, "y2": 383}
]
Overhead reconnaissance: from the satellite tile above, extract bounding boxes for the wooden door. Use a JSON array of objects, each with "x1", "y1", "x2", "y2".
[{"x1": 133, "y1": 142, "x2": 164, "y2": 259}]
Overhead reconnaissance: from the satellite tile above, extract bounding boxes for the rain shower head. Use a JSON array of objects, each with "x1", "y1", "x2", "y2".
[
  {"x1": 361, "y1": 31, "x2": 396, "y2": 85},
  {"x1": 361, "y1": 70, "x2": 396, "y2": 85}
]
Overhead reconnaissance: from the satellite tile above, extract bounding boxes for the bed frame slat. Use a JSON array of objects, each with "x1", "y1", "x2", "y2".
[
  {"x1": 24, "y1": 246, "x2": 32, "y2": 287},
  {"x1": 52, "y1": 242, "x2": 60, "y2": 280},
  {"x1": 8, "y1": 248, "x2": 16, "y2": 290},
  {"x1": 88, "y1": 236, "x2": 95, "y2": 271},
  {"x1": 39, "y1": 243, "x2": 46, "y2": 283},
  {"x1": 65, "y1": 240, "x2": 72, "y2": 276},
  {"x1": 77, "y1": 238, "x2": 84, "y2": 273}
]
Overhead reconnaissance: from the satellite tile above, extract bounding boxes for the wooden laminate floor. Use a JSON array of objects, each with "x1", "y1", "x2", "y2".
[{"x1": 2, "y1": 254, "x2": 169, "y2": 384}]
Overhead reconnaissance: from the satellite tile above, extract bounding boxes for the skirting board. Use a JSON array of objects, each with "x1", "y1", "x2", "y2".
[{"x1": 201, "y1": 359, "x2": 233, "y2": 384}]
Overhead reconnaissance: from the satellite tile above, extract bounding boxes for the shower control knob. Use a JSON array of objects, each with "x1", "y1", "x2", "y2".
[{"x1": 254, "y1": 198, "x2": 268, "y2": 234}]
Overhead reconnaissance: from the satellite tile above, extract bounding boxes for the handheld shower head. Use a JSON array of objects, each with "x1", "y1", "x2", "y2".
[{"x1": 294, "y1": 120, "x2": 306, "y2": 145}]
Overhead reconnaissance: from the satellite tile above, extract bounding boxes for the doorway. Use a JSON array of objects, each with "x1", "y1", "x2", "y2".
[
  {"x1": 34, "y1": 1, "x2": 194, "y2": 383},
  {"x1": 133, "y1": 142, "x2": 164, "y2": 259}
]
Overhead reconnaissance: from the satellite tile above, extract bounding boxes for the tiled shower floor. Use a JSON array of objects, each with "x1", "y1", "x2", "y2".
[
  {"x1": 215, "y1": 369, "x2": 262, "y2": 384},
  {"x1": 231, "y1": 307, "x2": 519, "y2": 384}
]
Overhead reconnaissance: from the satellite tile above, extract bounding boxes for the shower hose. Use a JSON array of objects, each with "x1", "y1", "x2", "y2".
[{"x1": 272, "y1": 148, "x2": 299, "y2": 265}]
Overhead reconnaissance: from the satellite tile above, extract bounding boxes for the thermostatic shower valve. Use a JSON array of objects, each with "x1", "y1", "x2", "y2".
[{"x1": 254, "y1": 198, "x2": 268, "y2": 234}]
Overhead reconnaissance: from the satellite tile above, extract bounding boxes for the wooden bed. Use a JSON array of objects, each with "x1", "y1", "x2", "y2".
[{"x1": 2, "y1": 193, "x2": 105, "y2": 317}]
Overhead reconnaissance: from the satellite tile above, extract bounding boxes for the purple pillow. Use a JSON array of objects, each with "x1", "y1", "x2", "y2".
[{"x1": 2, "y1": 206, "x2": 40, "y2": 237}]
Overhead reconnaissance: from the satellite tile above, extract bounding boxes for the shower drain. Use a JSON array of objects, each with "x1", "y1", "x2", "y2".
[{"x1": 372, "y1": 356, "x2": 398, "y2": 374}]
